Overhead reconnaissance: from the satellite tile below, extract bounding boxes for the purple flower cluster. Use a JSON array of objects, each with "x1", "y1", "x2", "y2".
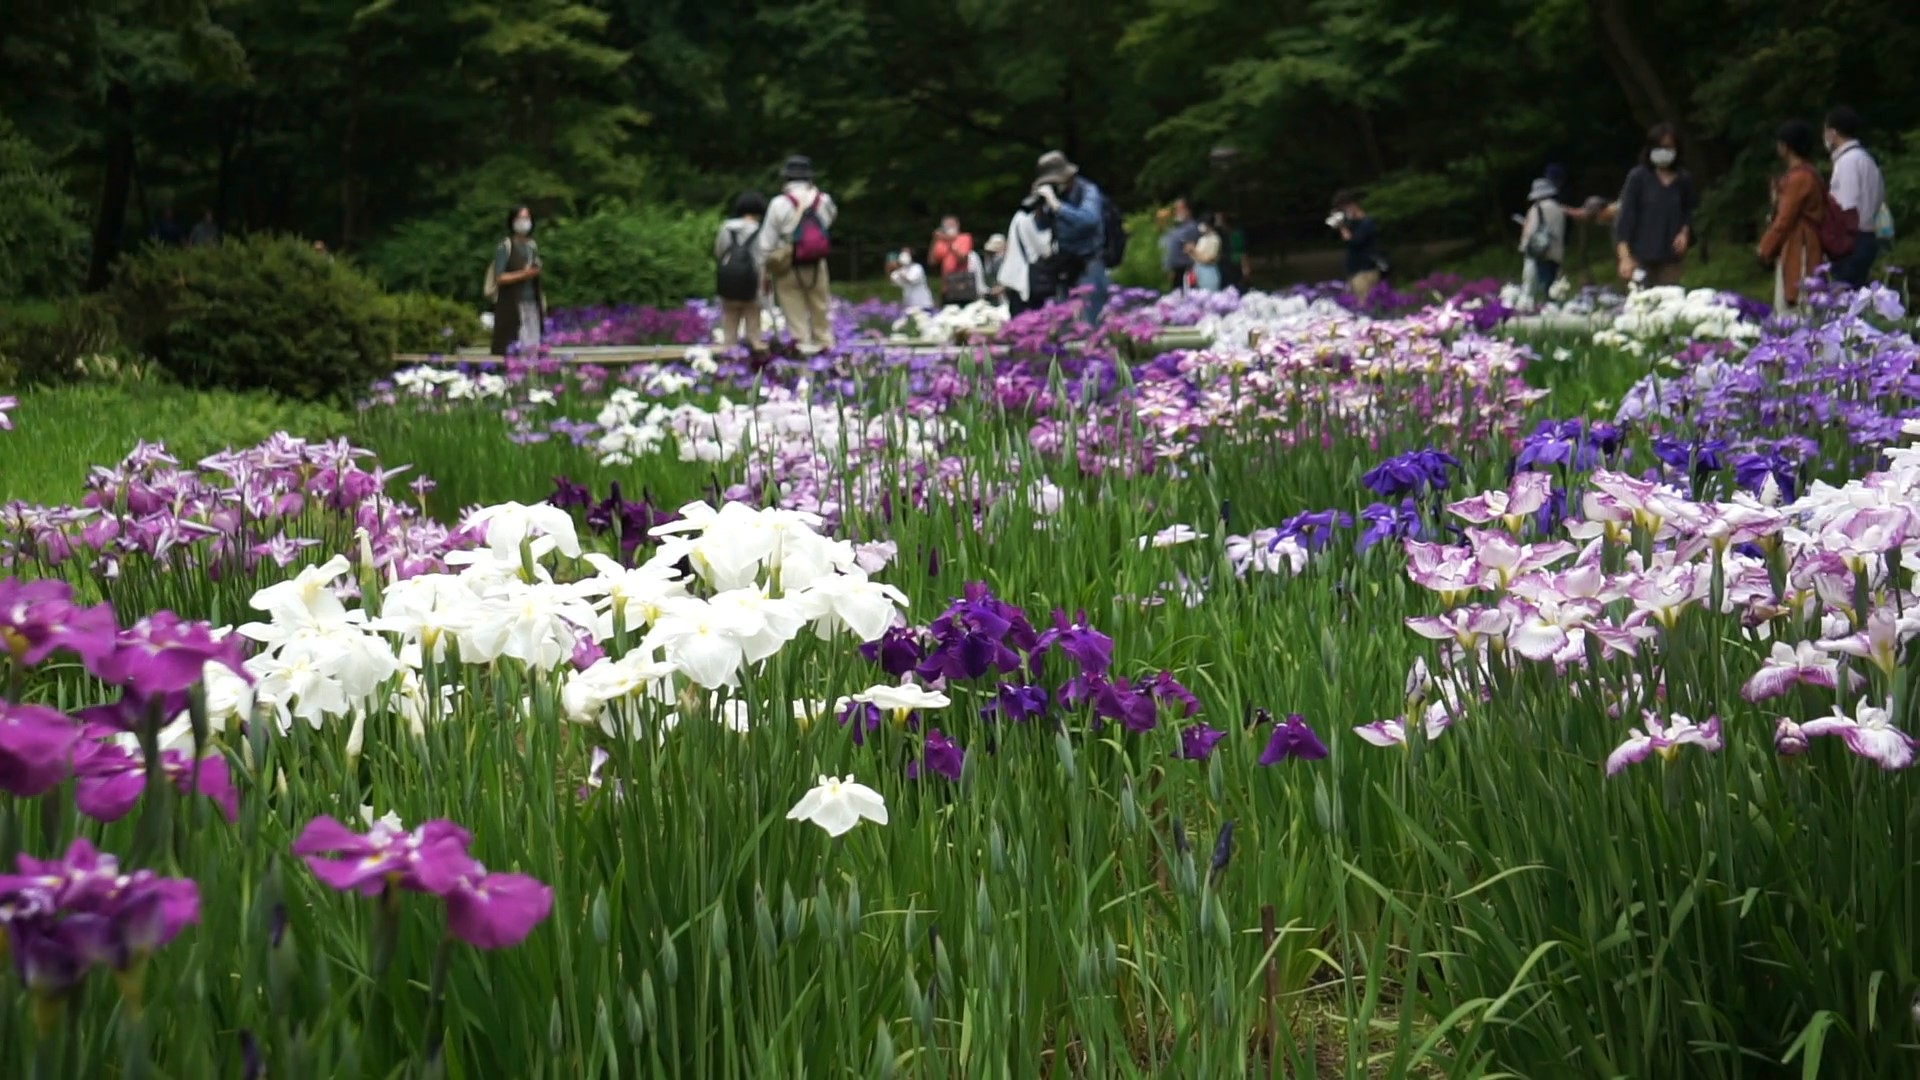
[
  {"x1": 548, "y1": 476, "x2": 683, "y2": 563},
  {"x1": 2, "y1": 435, "x2": 478, "y2": 582},
  {"x1": 1361, "y1": 447, "x2": 1461, "y2": 499},
  {"x1": 0, "y1": 839, "x2": 199, "y2": 1001},
  {"x1": 1514, "y1": 419, "x2": 1624, "y2": 473},
  {"x1": 294, "y1": 816, "x2": 554, "y2": 949},
  {"x1": 544, "y1": 303, "x2": 713, "y2": 348}
]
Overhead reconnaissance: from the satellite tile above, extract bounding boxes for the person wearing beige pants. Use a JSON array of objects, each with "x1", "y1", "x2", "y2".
[
  {"x1": 719, "y1": 298, "x2": 762, "y2": 350},
  {"x1": 772, "y1": 263, "x2": 834, "y2": 352}
]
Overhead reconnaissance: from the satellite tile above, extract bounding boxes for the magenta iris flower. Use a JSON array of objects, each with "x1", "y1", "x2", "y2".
[
  {"x1": 292, "y1": 816, "x2": 553, "y2": 950},
  {"x1": 0, "y1": 701, "x2": 81, "y2": 797},
  {"x1": 0, "y1": 577, "x2": 119, "y2": 668},
  {"x1": 1258, "y1": 713, "x2": 1328, "y2": 763},
  {"x1": 71, "y1": 730, "x2": 239, "y2": 823},
  {"x1": 1177, "y1": 723, "x2": 1226, "y2": 761},
  {"x1": 0, "y1": 838, "x2": 199, "y2": 995},
  {"x1": 89, "y1": 612, "x2": 249, "y2": 701}
]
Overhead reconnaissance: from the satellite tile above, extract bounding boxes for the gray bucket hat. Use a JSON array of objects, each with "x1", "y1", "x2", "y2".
[
  {"x1": 1034, "y1": 150, "x2": 1078, "y2": 187},
  {"x1": 781, "y1": 155, "x2": 815, "y2": 182},
  {"x1": 1527, "y1": 177, "x2": 1558, "y2": 202}
]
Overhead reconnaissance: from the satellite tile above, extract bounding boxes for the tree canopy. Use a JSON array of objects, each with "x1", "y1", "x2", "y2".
[{"x1": 5, "y1": 0, "x2": 1919, "y2": 291}]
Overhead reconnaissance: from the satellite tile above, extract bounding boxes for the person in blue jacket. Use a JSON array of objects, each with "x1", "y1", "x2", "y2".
[{"x1": 1032, "y1": 150, "x2": 1109, "y2": 322}]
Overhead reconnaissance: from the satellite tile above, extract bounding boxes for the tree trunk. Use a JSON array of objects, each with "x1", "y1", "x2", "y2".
[
  {"x1": 1586, "y1": 0, "x2": 1724, "y2": 185},
  {"x1": 341, "y1": 45, "x2": 362, "y2": 250},
  {"x1": 86, "y1": 79, "x2": 137, "y2": 292}
]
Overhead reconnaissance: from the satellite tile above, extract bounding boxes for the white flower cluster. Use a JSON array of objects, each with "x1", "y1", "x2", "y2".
[
  {"x1": 1591, "y1": 286, "x2": 1760, "y2": 353},
  {"x1": 392, "y1": 366, "x2": 512, "y2": 401},
  {"x1": 1194, "y1": 292, "x2": 1348, "y2": 351},
  {"x1": 221, "y1": 499, "x2": 911, "y2": 748},
  {"x1": 590, "y1": 384, "x2": 960, "y2": 470},
  {"x1": 893, "y1": 301, "x2": 1010, "y2": 342}
]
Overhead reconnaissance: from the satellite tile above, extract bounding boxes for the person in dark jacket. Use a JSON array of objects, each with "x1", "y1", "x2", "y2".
[
  {"x1": 1613, "y1": 122, "x2": 1696, "y2": 287},
  {"x1": 488, "y1": 204, "x2": 545, "y2": 356},
  {"x1": 1033, "y1": 150, "x2": 1108, "y2": 322}
]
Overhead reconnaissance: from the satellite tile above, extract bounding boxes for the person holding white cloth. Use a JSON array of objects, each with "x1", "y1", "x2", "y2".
[{"x1": 998, "y1": 194, "x2": 1057, "y2": 316}]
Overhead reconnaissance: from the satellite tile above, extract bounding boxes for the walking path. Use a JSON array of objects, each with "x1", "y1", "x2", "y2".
[{"x1": 395, "y1": 329, "x2": 1213, "y2": 367}]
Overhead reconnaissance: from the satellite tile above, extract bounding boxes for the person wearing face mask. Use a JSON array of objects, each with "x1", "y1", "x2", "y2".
[
  {"x1": 887, "y1": 247, "x2": 935, "y2": 310},
  {"x1": 486, "y1": 204, "x2": 545, "y2": 356},
  {"x1": 1612, "y1": 122, "x2": 1696, "y2": 287},
  {"x1": 1822, "y1": 106, "x2": 1886, "y2": 288}
]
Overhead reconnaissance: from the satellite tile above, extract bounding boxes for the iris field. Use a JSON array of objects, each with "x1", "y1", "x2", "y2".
[{"x1": 3, "y1": 277, "x2": 1920, "y2": 1077}]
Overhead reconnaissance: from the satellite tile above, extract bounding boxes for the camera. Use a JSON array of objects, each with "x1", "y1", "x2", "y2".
[
  {"x1": 1021, "y1": 191, "x2": 1049, "y2": 213},
  {"x1": 1325, "y1": 211, "x2": 1347, "y2": 230}
]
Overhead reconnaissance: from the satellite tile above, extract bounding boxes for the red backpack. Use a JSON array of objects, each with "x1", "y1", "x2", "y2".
[
  {"x1": 787, "y1": 193, "x2": 832, "y2": 265},
  {"x1": 1804, "y1": 164, "x2": 1857, "y2": 259}
]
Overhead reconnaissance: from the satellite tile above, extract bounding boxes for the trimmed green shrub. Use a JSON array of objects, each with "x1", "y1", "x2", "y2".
[
  {"x1": 0, "y1": 116, "x2": 89, "y2": 298},
  {"x1": 0, "y1": 295, "x2": 124, "y2": 387},
  {"x1": 539, "y1": 200, "x2": 715, "y2": 308},
  {"x1": 388, "y1": 292, "x2": 485, "y2": 353},
  {"x1": 1111, "y1": 209, "x2": 1166, "y2": 290},
  {"x1": 112, "y1": 235, "x2": 396, "y2": 403}
]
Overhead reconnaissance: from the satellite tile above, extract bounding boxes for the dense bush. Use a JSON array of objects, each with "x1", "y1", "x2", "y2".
[
  {"x1": 364, "y1": 206, "x2": 501, "y2": 302},
  {"x1": 539, "y1": 199, "x2": 715, "y2": 308},
  {"x1": 387, "y1": 292, "x2": 484, "y2": 353},
  {"x1": 112, "y1": 235, "x2": 395, "y2": 403},
  {"x1": 0, "y1": 295, "x2": 124, "y2": 387},
  {"x1": 1111, "y1": 209, "x2": 1166, "y2": 289},
  {"x1": 0, "y1": 117, "x2": 88, "y2": 298}
]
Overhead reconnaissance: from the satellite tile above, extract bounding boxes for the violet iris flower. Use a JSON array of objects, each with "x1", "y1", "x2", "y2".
[
  {"x1": 979, "y1": 682, "x2": 1049, "y2": 723},
  {"x1": 1651, "y1": 436, "x2": 1728, "y2": 477},
  {"x1": 1177, "y1": 723, "x2": 1226, "y2": 761},
  {"x1": 916, "y1": 582, "x2": 1037, "y2": 682},
  {"x1": 1358, "y1": 499, "x2": 1425, "y2": 553},
  {"x1": 1035, "y1": 609, "x2": 1114, "y2": 677},
  {"x1": 859, "y1": 626, "x2": 927, "y2": 679},
  {"x1": 837, "y1": 700, "x2": 884, "y2": 745},
  {"x1": 908, "y1": 728, "x2": 965, "y2": 781},
  {"x1": 1361, "y1": 448, "x2": 1461, "y2": 498},
  {"x1": 1732, "y1": 449, "x2": 1798, "y2": 503},
  {"x1": 0, "y1": 701, "x2": 81, "y2": 797},
  {"x1": 89, "y1": 612, "x2": 249, "y2": 703},
  {"x1": 1276, "y1": 509, "x2": 1353, "y2": 553},
  {"x1": 1258, "y1": 713, "x2": 1328, "y2": 763},
  {"x1": 1090, "y1": 676, "x2": 1160, "y2": 732}
]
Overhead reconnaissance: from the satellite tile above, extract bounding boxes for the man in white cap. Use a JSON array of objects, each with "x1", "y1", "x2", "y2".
[
  {"x1": 981, "y1": 234, "x2": 1007, "y2": 304},
  {"x1": 758, "y1": 154, "x2": 838, "y2": 353},
  {"x1": 1032, "y1": 149, "x2": 1109, "y2": 321}
]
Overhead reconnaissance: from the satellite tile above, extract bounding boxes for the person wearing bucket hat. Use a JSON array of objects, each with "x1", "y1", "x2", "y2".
[
  {"x1": 757, "y1": 155, "x2": 839, "y2": 352},
  {"x1": 1031, "y1": 149, "x2": 1110, "y2": 321},
  {"x1": 1518, "y1": 176, "x2": 1568, "y2": 308}
]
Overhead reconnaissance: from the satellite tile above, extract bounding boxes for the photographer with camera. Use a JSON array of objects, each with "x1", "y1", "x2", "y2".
[
  {"x1": 1033, "y1": 150, "x2": 1110, "y2": 322},
  {"x1": 1329, "y1": 190, "x2": 1385, "y2": 300},
  {"x1": 886, "y1": 247, "x2": 935, "y2": 310}
]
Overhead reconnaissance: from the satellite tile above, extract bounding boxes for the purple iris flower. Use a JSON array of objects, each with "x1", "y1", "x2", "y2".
[
  {"x1": 547, "y1": 476, "x2": 594, "y2": 510},
  {"x1": 908, "y1": 728, "x2": 965, "y2": 781},
  {"x1": 859, "y1": 626, "x2": 927, "y2": 679},
  {"x1": 1035, "y1": 609, "x2": 1113, "y2": 677},
  {"x1": 916, "y1": 582, "x2": 1037, "y2": 682},
  {"x1": 1357, "y1": 498, "x2": 1424, "y2": 553},
  {"x1": 838, "y1": 700, "x2": 884, "y2": 745},
  {"x1": 1276, "y1": 509, "x2": 1353, "y2": 553},
  {"x1": 1177, "y1": 723, "x2": 1226, "y2": 761},
  {"x1": 1080, "y1": 675, "x2": 1160, "y2": 732},
  {"x1": 1514, "y1": 419, "x2": 1613, "y2": 473},
  {"x1": 1651, "y1": 436, "x2": 1728, "y2": 476},
  {"x1": 0, "y1": 701, "x2": 81, "y2": 797},
  {"x1": 1258, "y1": 713, "x2": 1328, "y2": 763},
  {"x1": 980, "y1": 682, "x2": 1049, "y2": 723},
  {"x1": 1732, "y1": 449, "x2": 1798, "y2": 503},
  {"x1": 1146, "y1": 671, "x2": 1200, "y2": 717},
  {"x1": 1361, "y1": 448, "x2": 1461, "y2": 498}
]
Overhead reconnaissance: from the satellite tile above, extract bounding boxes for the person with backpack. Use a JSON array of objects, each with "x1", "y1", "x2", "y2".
[
  {"x1": 1033, "y1": 150, "x2": 1119, "y2": 322},
  {"x1": 1756, "y1": 121, "x2": 1827, "y2": 309},
  {"x1": 1823, "y1": 106, "x2": 1887, "y2": 288},
  {"x1": 714, "y1": 191, "x2": 767, "y2": 354},
  {"x1": 757, "y1": 155, "x2": 838, "y2": 353},
  {"x1": 485, "y1": 204, "x2": 544, "y2": 356},
  {"x1": 1518, "y1": 177, "x2": 1568, "y2": 307},
  {"x1": 929, "y1": 216, "x2": 982, "y2": 306},
  {"x1": 1612, "y1": 122, "x2": 1695, "y2": 288},
  {"x1": 981, "y1": 234, "x2": 1008, "y2": 304}
]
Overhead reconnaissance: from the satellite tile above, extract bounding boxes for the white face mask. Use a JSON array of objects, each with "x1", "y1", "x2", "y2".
[
  {"x1": 1649, "y1": 148, "x2": 1677, "y2": 168},
  {"x1": 513, "y1": 218, "x2": 533, "y2": 235}
]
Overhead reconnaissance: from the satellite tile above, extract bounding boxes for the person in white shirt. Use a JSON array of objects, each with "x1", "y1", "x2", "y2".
[
  {"x1": 756, "y1": 155, "x2": 838, "y2": 352},
  {"x1": 1824, "y1": 106, "x2": 1885, "y2": 287},
  {"x1": 998, "y1": 197, "x2": 1057, "y2": 316},
  {"x1": 887, "y1": 249, "x2": 934, "y2": 310}
]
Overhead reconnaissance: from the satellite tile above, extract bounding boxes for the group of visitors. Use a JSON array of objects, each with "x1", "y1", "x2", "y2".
[
  {"x1": 702, "y1": 155, "x2": 841, "y2": 357},
  {"x1": 1158, "y1": 199, "x2": 1249, "y2": 292},
  {"x1": 1757, "y1": 107, "x2": 1890, "y2": 308},
  {"x1": 1504, "y1": 107, "x2": 1892, "y2": 310}
]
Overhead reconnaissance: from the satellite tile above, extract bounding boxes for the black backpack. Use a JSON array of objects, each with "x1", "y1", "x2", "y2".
[
  {"x1": 716, "y1": 226, "x2": 759, "y2": 301},
  {"x1": 1100, "y1": 195, "x2": 1128, "y2": 268}
]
